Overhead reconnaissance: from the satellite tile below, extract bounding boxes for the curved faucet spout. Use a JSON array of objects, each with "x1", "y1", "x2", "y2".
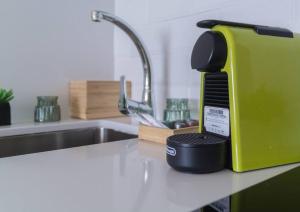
[{"x1": 91, "y1": 10, "x2": 153, "y2": 117}]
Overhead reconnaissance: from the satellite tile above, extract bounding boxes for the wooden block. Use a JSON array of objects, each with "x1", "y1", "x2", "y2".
[
  {"x1": 138, "y1": 124, "x2": 199, "y2": 144},
  {"x1": 69, "y1": 80, "x2": 131, "y2": 120}
]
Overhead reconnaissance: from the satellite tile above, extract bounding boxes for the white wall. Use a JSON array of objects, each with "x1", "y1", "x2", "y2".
[
  {"x1": 4, "y1": 0, "x2": 298, "y2": 123},
  {"x1": 0, "y1": 0, "x2": 115, "y2": 123},
  {"x1": 114, "y1": 0, "x2": 298, "y2": 120}
]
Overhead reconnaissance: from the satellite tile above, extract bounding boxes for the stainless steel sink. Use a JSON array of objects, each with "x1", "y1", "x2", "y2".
[{"x1": 0, "y1": 127, "x2": 137, "y2": 158}]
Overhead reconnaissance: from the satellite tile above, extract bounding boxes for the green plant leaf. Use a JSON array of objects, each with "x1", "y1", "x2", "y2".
[{"x1": 0, "y1": 88, "x2": 14, "y2": 103}]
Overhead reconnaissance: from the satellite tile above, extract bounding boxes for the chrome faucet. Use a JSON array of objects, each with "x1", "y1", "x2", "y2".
[{"x1": 91, "y1": 10, "x2": 154, "y2": 118}]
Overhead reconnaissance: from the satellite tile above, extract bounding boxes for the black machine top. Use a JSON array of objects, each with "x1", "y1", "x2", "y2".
[
  {"x1": 197, "y1": 19, "x2": 293, "y2": 38},
  {"x1": 191, "y1": 20, "x2": 293, "y2": 72}
]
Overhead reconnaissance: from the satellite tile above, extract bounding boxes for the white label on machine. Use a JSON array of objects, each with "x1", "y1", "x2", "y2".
[{"x1": 204, "y1": 106, "x2": 230, "y2": 137}]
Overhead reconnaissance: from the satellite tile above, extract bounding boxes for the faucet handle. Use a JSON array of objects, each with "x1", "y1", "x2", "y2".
[{"x1": 118, "y1": 75, "x2": 129, "y2": 115}]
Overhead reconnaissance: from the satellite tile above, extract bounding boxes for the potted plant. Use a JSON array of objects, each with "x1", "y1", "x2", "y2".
[{"x1": 0, "y1": 88, "x2": 14, "y2": 126}]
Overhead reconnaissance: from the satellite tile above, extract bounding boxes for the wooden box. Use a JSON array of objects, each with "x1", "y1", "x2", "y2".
[
  {"x1": 138, "y1": 124, "x2": 199, "y2": 144},
  {"x1": 69, "y1": 80, "x2": 131, "y2": 119}
]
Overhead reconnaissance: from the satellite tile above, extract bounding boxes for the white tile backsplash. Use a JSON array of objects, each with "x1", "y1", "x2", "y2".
[
  {"x1": 115, "y1": 0, "x2": 149, "y2": 25},
  {"x1": 114, "y1": 0, "x2": 298, "y2": 121},
  {"x1": 291, "y1": 0, "x2": 300, "y2": 31},
  {"x1": 215, "y1": 0, "x2": 294, "y2": 28},
  {"x1": 148, "y1": 0, "x2": 193, "y2": 22}
]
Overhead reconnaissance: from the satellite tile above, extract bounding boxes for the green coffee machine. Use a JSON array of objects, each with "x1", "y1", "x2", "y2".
[{"x1": 191, "y1": 20, "x2": 300, "y2": 172}]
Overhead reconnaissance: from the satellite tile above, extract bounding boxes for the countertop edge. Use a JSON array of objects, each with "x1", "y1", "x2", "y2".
[{"x1": 0, "y1": 117, "x2": 139, "y2": 137}]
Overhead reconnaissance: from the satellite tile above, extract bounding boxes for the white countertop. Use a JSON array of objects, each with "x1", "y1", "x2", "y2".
[{"x1": 0, "y1": 118, "x2": 298, "y2": 212}]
